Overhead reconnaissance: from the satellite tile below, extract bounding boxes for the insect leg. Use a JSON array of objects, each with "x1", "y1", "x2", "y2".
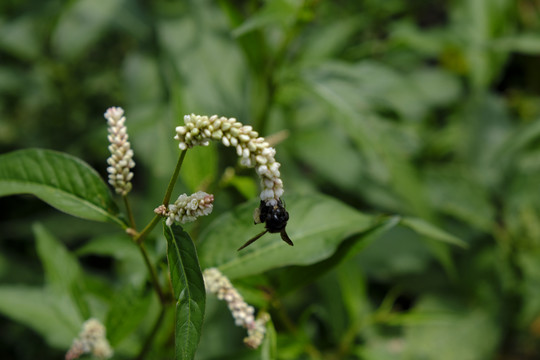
[
  {"x1": 237, "y1": 230, "x2": 268, "y2": 251},
  {"x1": 280, "y1": 229, "x2": 294, "y2": 246}
]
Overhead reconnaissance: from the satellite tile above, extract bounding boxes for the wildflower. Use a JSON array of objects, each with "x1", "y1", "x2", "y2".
[
  {"x1": 175, "y1": 114, "x2": 284, "y2": 206},
  {"x1": 65, "y1": 318, "x2": 113, "y2": 360},
  {"x1": 203, "y1": 268, "x2": 269, "y2": 349},
  {"x1": 105, "y1": 106, "x2": 135, "y2": 196},
  {"x1": 164, "y1": 191, "x2": 214, "y2": 226}
]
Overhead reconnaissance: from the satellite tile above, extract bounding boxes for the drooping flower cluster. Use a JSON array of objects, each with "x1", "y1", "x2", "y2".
[
  {"x1": 163, "y1": 191, "x2": 214, "y2": 226},
  {"x1": 203, "y1": 267, "x2": 269, "y2": 349},
  {"x1": 105, "y1": 107, "x2": 135, "y2": 196},
  {"x1": 175, "y1": 114, "x2": 284, "y2": 206},
  {"x1": 65, "y1": 318, "x2": 113, "y2": 360}
]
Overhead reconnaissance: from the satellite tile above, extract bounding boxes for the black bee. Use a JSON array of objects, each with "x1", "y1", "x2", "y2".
[{"x1": 237, "y1": 199, "x2": 293, "y2": 250}]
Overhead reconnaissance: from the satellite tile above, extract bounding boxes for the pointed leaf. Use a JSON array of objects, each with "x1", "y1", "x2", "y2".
[
  {"x1": 0, "y1": 149, "x2": 123, "y2": 226},
  {"x1": 261, "y1": 319, "x2": 277, "y2": 360},
  {"x1": 105, "y1": 285, "x2": 152, "y2": 346},
  {"x1": 34, "y1": 223, "x2": 90, "y2": 319},
  {"x1": 0, "y1": 286, "x2": 81, "y2": 348},
  {"x1": 273, "y1": 216, "x2": 400, "y2": 295},
  {"x1": 164, "y1": 223, "x2": 206, "y2": 360},
  {"x1": 198, "y1": 193, "x2": 375, "y2": 280},
  {"x1": 400, "y1": 217, "x2": 468, "y2": 248},
  {"x1": 51, "y1": 0, "x2": 125, "y2": 60}
]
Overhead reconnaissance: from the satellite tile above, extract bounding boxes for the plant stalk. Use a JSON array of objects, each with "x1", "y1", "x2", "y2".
[
  {"x1": 137, "y1": 242, "x2": 166, "y2": 305},
  {"x1": 123, "y1": 195, "x2": 136, "y2": 229},
  {"x1": 163, "y1": 150, "x2": 187, "y2": 206},
  {"x1": 136, "y1": 306, "x2": 166, "y2": 360}
]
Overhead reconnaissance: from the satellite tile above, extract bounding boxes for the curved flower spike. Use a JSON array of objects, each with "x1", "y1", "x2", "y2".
[
  {"x1": 175, "y1": 114, "x2": 284, "y2": 206},
  {"x1": 203, "y1": 268, "x2": 269, "y2": 349}
]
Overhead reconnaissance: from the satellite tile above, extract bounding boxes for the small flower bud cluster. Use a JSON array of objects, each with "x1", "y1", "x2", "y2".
[
  {"x1": 244, "y1": 313, "x2": 270, "y2": 349},
  {"x1": 165, "y1": 191, "x2": 214, "y2": 226},
  {"x1": 65, "y1": 318, "x2": 113, "y2": 360},
  {"x1": 175, "y1": 114, "x2": 284, "y2": 206},
  {"x1": 105, "y1": 107, "x2": 135, "y2": 196},
  {"x1": 203, "y1": 268, "x2": 269, "y2": 349}
]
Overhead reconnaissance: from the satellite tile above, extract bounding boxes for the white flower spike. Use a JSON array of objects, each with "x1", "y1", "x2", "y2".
[
  {"x1": 203, "y1": 268, "x2": 269, "y2": 349},
  {"x1": 105, "y1": 107, "x2": 135, "y2": 196},
  {"x1": 65, "y1": 318, "x2": 113, "y2": 360}
]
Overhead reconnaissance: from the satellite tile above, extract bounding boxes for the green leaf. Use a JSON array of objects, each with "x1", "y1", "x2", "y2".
[
  {"x1": 34, "y1": 223, "x2": 90, "y2": 319},
  {"x1": 51, "y1": 0, "x2": 125, "y2": 60},
  {"x1": 0, "y1": 149, "x2": 123, "y2": 226},
  {"x1": 492, "y1": 34, "x2": 540, "y2": 54},
  {"x1": 400, "y1": 217, "x2": 468, "y2": 248},
  {"x1": 0, "y1": 16, "x2": 42, "y2": 60},
  {"x1": 164, "y1": 223, "x2": 206, "y2": 360},
  {"x1": 261, "y1": 318, "x2": 277, "y2": 360},
  {"x1": 232, "y1": 0, "x2": 302, "y2": 37},
  {"x1": 198, "y1": 193, "x2": 375, "y2": 280},
  {"x1": 404, "y1": 295, "x2": 500, "y2": 360},
  {"x1": 0, "y1": 286, "x2": 81, "y2": 348},
  {"x1": 105, "y1": 285, "x2": 152, "y2": 346},
  {"x1": 273, "y1": 216, "x2": 400, "y2": 295},
  {"x1": 76, "y1": 234, "x2": 148, "y2": 287}
]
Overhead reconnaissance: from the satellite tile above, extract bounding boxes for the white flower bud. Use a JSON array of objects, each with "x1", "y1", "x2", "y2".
[{"x1": 164, "y1": 192, "x2": 214, "y2": 225}]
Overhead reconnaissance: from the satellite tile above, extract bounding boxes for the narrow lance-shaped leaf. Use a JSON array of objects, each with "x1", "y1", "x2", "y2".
[
  {"x1": 261, "y1": 319, "x2": 277, "y2": 360},
  {"x1": 0, "y1": 286, "x2": 78, "y2": 348},
  {"x1": 400, "y1": 217, "x2": 468, "y2": 248},
  {"x1": 164, "y1": 223, "x2": 206, "y2": 360},
  {"x1": 34, "y1": 223, "x2": 90, "y2": 320},
  {"x1": 0, "y1": 149, "x2": 124, "y2": 226}
]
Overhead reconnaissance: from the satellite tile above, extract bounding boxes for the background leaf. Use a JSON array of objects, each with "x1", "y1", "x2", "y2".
[
  {"x1": 105, "y1": 285, "x2": 152, "y2": 346},
  {"x1": 34, "y1": 223, "x2": 90, "y2": 319},
  {"x1": 0, "y1": 286, "x2": 80, "y2": 348},
  {"x1": 403, "y1": 295, "x2": 500, "y2": 360},
  {"x1": 0, "y1": 149, "x2": 123, "y2": 226},
  {"x1": 51, "y1": 0, "x2": 125, "y2": 60},
  {"x1": 400, "y1": 217, "x2": 467, "y2": 248},
  {"x1": 164, "y1": 223, "x2": 206, "y2": 360}
]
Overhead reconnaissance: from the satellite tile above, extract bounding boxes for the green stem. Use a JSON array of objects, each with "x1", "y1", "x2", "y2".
[
  {"x1": 136, "y1": 306, "x2": 166, "y2": 360},
  {"x1": 273, "y1": 297, "x2": 322, "y2": 359},
  {"x1": 334, "y1": 319, "x2": 362, "y2": 359},
  {"x1": 134, "y1": 150, "x2": 188, "y2": 244},
  {"x1": 137, "y1": 242, "x2": 166, "y2": 305},
  {"x1": 135, "y1": 215, "x2": 161, "y2": 245},
  {"x1": 162, "y1": 150, "x2": 187, "y2": 206},
  {"x1": 123, "y1": 195, "x2": 136, "y2": 229}
]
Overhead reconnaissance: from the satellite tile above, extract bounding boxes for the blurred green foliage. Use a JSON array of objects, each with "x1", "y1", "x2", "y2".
[{"x1": 1, "y1": 0, "x2": 540, "y2": 359}]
